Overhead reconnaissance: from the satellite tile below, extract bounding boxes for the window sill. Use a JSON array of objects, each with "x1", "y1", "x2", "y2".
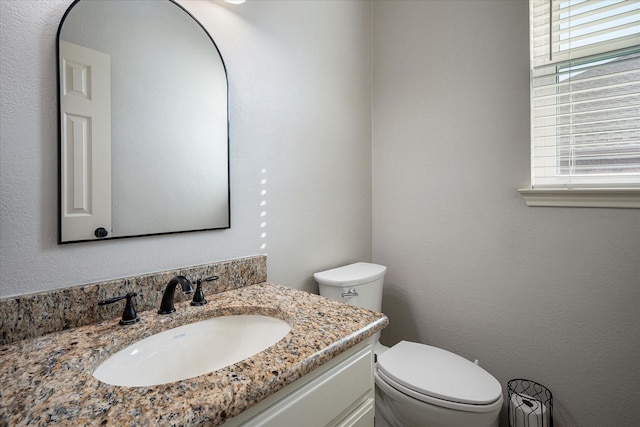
[{"x1": 518, "y1": 189, "x2": 640, "y2": 209}]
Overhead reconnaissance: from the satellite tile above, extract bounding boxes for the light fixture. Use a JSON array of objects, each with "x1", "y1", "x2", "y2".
[{"x1": 224, "y1": 0, "x2": 246, "y2": 4}]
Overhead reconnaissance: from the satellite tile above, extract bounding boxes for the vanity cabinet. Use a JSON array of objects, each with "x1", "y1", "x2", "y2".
[{"x1": 226, "y1": 339, "x2": 375, "y2": 427}]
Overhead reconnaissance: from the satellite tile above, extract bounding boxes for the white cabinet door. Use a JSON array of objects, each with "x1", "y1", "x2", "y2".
[
  {"x1": 59, "y1": 40, "x2": 111, "y2": 241},
  {"x1": 335, "y1": 398, "x2": 375, "y2": 427},
  {"x1": 227, "y1": 341, "x2": 375, "y2": 427}
]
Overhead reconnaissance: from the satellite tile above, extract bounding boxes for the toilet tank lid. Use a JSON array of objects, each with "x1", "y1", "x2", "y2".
[
  {"x1": 313, "y1": 262, "x2": 387, "y2": 287},
  {"x1": 377, "y1": 341, "x2": 502, "y2": 406}
]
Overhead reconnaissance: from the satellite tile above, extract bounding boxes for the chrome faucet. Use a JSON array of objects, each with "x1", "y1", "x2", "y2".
[{"x1": 158, "y1": 275, "x2": 194, "y2": 314}]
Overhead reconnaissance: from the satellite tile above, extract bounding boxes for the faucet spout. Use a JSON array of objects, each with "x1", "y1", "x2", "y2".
[{"x1": 158, "y1": 275, "x2": 194, "y2": 314}]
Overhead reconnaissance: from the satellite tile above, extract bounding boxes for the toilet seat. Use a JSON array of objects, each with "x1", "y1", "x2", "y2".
[{"x1": 376, "y1": 341, "x2": 503, "y2": 413}]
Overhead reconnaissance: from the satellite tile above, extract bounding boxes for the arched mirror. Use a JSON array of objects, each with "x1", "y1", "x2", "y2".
[{"x1": 57, "y1": 0, "x2": 230, "y2": 243}]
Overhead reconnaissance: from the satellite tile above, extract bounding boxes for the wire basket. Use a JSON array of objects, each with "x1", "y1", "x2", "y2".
[{"x1": 508, "y1": 379, "x2": 553, "y2": 427}]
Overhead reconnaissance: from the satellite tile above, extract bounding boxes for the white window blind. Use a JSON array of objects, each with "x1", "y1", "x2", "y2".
[{"x1": 530, "y1": 0, "x2": 640, "y2": 189}]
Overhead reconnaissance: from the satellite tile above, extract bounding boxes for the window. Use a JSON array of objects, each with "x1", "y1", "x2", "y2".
[{"x1": 523, "y1": 0, "x2": 640, "y2": 207}]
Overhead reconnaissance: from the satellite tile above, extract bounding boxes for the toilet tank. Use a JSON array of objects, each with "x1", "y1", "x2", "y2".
[{"x1": 313, "y1": 262, "x2": 386, "y2": 312}]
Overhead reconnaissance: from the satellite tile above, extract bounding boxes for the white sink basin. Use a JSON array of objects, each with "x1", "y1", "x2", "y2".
[{"x1": 93, "y1": 314, "x2": 291, "y2": 387}]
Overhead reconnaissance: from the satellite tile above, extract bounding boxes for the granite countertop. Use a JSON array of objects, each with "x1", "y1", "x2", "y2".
[{"x1": 0, "y1": 283, "x2": 388, "y2": 426}]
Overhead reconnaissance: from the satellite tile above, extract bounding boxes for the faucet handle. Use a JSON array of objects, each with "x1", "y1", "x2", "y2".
[
  {"x1": 98, "y1": 292, "x2": 140, "y2": 325},
  {"x1": 191, "y1": 276, "x2": 219, "y2": 306},
  {"x1": 199, "y1": 275, "x2": 219, "y2": 284}
]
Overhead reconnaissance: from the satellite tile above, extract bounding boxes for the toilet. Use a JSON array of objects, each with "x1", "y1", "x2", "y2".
[{"x1": 314, "y1": 262, "x2": 503, "y2": 427}]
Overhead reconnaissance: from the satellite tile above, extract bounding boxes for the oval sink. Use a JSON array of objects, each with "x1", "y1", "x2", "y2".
[{"x1": 93, "y1": 314, "x2": 291, "y2": 387}]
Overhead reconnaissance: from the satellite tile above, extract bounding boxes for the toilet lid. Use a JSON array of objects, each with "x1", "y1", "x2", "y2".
[
  {"x1": 376, "y1": 341, "x2": 502, "y2": 405},
  {"x1": 313, "y1": 262, "x2": 386, "y2": 287}
]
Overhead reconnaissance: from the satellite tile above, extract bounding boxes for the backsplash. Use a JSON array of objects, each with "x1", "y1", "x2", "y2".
[{"x1": 0, "y1": 255, "x2": 266, "y2": 346}]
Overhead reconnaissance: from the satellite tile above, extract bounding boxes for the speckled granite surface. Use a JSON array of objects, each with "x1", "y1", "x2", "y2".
[
  {"x1": 0, "y1": 282, "x2": 388, "y2": 426},
  {"x1": 0, "y1": 256, "x2": 267, "y2": 345}
]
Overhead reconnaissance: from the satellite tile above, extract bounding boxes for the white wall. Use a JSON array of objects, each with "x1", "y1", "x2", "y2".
[
  {"x1": 0, "y1": 0, "x2": 372, "y2": 297},
  {"x1": 372, "y1": 1, "x2": 639, "y2": 427}
]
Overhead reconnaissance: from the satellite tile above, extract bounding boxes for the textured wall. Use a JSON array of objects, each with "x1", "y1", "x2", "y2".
[
  {"x1": 0, "y1": 0, "x2": 372, "y2": 297},
  {"x1": 372, "y1": 1, "x2": 640, "y2": 427}
]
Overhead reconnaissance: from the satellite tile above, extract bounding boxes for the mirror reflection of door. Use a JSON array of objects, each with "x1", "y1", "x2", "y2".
[
  {"x1": 58, "y1": 0, "x2": 230, "y2": 243},
  {"x1": 59, "y1": 41, "x2": 112, "y2": 242}
]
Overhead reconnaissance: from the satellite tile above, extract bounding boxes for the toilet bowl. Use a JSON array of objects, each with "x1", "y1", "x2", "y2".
[
  {"x1": 314, "y1": 263, "x2": 503, "y2": 427},
  {"x1": 374, "y1": 341, "x2": 502, "y2": 427}
]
